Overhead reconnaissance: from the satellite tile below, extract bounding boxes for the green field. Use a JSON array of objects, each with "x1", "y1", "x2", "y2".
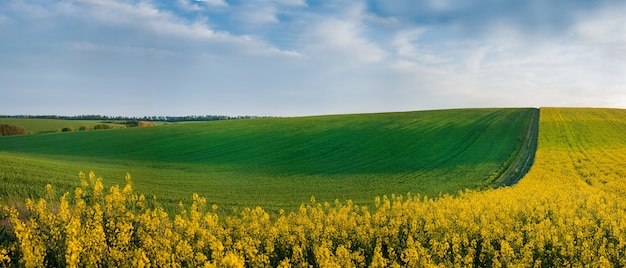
[
  {"x1": 0, "y1": 108, "x2": 537, "y2": 212},
  {"x1": 0, "y1": 118, "x2": 125, "y2": 134}
]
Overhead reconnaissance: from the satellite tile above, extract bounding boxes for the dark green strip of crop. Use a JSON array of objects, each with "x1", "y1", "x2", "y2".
[{"x1": 489, "y1": 108, "x2": 539, "y2": 187}]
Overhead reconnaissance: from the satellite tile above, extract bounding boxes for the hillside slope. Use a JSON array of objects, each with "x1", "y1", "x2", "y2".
[
  {"x1": 4, "y1": 108, "x2": 626, "y2": 267},
  {"x1": 0, "y1": 108, "x2": 537, "y2": 211}
]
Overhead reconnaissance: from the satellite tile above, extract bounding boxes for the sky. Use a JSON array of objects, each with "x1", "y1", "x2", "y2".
[{"x1": 1, "y1": 0, "x2": 625, "y2": 117}]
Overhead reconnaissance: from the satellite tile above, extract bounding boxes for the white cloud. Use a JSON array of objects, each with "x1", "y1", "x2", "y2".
[
  {"x1": 575, "y1": 17, "x2": 626, "y2": 44},
  {"x1": 177, "y1": 0, "x2": 204, "y2": 11},
  {"x1": 275, "y1": 0, "x2": 307, "y2": 7},
  {"x1": 392, "y1": 28, "x2": 491, "y2": 74},
  {"x1": 71, "y1": 42, "x2": 176, "y2": 56},
  {"x1": 392, "y1": 29, "x2": 429, "y2": 58},
  {"x1": 313, "y1": 4, "x2": 408, "y2": 65},
  {"x1": 3, "y1": 0, "x2": 626, "y2": 116},
  {"x1": 196, "y1": 0, "x2": 228, "y2": 7},
  {"x1": 571, "y1": 5, "x2": 626, "y2": 60},
  {"x1": 342, "y1": 2, "x2": 398, "y2": 26},
  {"x1": 233, "y1": 0, "x2": 308, "y2": 26},
  {"x1": 428, "y1": 0, "x2": 452, "y2": 11},
  {"x1": 43, "y1": 0, "x2": 299, "y2": 57},
  {"x1": 382, "y1": 10, "x2": 626, "y2": 110},
  {"x1": 239, "y1": 5, "x2": 280, "y2": 24},
  {"x1": 304, "y1": 19, "x2": 387, "y2": 64},
  {"x1": 68, "y1": 1, "x2": 212, "y2": 39}
]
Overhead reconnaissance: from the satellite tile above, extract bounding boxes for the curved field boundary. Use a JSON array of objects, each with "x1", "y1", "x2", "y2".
[{"x1": 492, "y1": 108, "x2": 539, "y2": 186}]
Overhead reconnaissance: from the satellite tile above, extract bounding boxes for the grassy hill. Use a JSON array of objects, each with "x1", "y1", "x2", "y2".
[{"x1": 0, "y1": 108, "x2": 538, "y2": 212}]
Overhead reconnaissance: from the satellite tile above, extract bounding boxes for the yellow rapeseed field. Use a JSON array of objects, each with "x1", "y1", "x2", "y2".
[{"x1": 2, "y1": 108, "x2": 626, "y2": 267}]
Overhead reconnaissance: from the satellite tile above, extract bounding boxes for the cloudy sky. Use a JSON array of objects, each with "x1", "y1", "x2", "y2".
[{"x1": 1, "y1": 0, "x2": 625, "y2": 116}]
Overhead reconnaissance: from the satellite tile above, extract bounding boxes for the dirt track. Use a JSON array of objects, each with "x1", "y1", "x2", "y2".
[{"x1": 493, "y1": 108, "x2": 540, "y2": 186}]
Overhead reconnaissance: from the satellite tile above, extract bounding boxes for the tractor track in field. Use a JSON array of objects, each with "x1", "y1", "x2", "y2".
[
  {"x1": 493, "y1": 108, "x2": 540, "y2": 187},
  {"x1": 393, "y1": 109, "x2": 521, "y2": 186}
]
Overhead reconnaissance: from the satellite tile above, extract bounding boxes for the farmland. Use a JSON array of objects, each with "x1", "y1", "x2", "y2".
[
  {"x1": 0, "y1": 118, "x2": 126, "y2": 134},
  {"x1": 0, "y1": 108, "x2": 537, "y2": 212},
  {"x1": 3, "y1": 107, "x2": 626, "y2": 267}
]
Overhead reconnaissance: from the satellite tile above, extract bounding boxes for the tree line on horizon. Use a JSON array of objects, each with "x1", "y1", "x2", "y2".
[{"x1": 0, "y1": 114, "x2": 276, "y2": 122}]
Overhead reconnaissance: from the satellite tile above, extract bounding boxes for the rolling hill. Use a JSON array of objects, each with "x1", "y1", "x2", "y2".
[
  {"x1": 0, "y1": 108, "x2": 538, "y2": 212},
  {"x1": 6, "y1": 108, "x2": 626, "y2": 267}
]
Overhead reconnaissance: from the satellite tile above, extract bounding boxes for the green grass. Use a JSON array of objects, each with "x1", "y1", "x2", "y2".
[
  {"x1": 0, "y1": 108, "x2": 537, "y2": 213},
  {"x1": 0, "y1": 118, "x2": 125, "y2": 134}
]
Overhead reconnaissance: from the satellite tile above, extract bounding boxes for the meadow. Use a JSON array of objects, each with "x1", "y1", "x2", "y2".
[
  {"x1": 2, "y1": 107, "x2": 626, "y2": 267},
  {"x1": 0, "y1": 108, "x2": 537, "y2": 212}
]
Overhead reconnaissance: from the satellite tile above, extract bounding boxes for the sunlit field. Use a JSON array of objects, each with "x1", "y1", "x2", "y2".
[
  {"x1": 0, "y1": 108, "x2": 536, "y2": 212},
  {"x1": 5, "y1": 107, "x2": 626, "y2": 266}
]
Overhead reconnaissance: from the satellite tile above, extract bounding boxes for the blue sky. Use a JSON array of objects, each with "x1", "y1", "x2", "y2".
[{"x1": 1, "y1": 0, "x2": 625, "y2": 116}]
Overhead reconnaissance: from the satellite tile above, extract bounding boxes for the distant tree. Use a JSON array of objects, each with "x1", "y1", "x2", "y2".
[
  {"x1": 124, "y1": 121, "x2": 140, "y2": 127},
  {"x1": 62, "y1": 126, "x2": 75, "y2": 132},
  {"x1": 0, "y1": 114, "x2": 276, "y2": 122},
  {"x1": 0, "y1": 124, "x2": 28, "y2": 136},
  {"x1": 94, "y1": 124, "x2": 113, "y2": 130}
]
